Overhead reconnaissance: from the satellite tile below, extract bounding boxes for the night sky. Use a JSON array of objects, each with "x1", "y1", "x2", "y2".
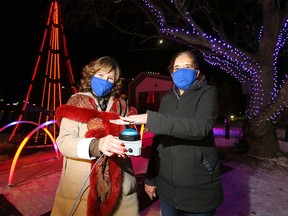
[
  {"x1": 0, "y1": 0, "x2": 178, "y2": 102},
  {"x1": 0, "y1": 0, "x2": 245, "y2": 115}
]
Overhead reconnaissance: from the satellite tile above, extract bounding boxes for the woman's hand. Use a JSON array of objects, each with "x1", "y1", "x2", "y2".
[
  {"x1": 110, "y1": 114, "x2": 148, "y2": 125},
  {"x1": 99, "y1": 134, "x2": 127, "y2": 158},
  {"x1": 145, "y1": 184, "x2": 157, "y2": 200}
]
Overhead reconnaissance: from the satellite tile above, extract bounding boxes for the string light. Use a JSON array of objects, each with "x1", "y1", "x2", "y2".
[{"x1": 141, "y1": 0, "x2": 288, "y2": 124}]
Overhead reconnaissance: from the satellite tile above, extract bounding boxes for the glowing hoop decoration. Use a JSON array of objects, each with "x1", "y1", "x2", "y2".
[
  {"x1": 7, "y1": 120, "x2": 59, "y2": 186},
  {"x1": 140, "y1": 124, "x2": 145, "y2": 140},
  {"x1": 0, "y1": 120, "x2": 59, "y2": 186},
  {"x1": 0, "y1": 120, "x2": 59, "y2": 156}
]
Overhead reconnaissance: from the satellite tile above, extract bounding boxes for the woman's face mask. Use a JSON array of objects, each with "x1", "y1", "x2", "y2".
[
  {"x1": 172, "y1": 68, "x2": 197, "y2": 90},
  {"x1": 91, "y1": 76, "x2": 114, "y2": 97}
]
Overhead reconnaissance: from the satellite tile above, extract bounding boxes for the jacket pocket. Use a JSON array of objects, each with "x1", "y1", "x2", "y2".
[{"x1": 200, "y1": 147, "x2": 219, "y2": 182}]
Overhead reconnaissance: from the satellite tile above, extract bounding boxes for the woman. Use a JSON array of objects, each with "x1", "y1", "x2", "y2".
[
  {"x1": 51, "y1": 56, "x2": 139, "y2": 216},
  {"x1": 112, "y1": 51, "x2": 224, "y2": 216}
]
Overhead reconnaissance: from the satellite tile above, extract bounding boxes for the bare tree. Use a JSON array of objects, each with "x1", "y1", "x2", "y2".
[{"x1": 61, "y1": 0, "x2": 288, "y2": 158}]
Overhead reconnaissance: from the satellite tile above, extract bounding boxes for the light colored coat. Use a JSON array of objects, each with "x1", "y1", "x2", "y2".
[{"x1": 51, "y1": 92, "x2": 139, "y2": 216}]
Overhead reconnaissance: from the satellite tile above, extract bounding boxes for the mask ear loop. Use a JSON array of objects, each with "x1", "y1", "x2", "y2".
[{"x1": 196, "y1": 70, "x2": 200, "y2": 78}]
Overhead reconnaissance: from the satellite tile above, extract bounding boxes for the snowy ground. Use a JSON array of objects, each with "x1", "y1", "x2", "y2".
[
  {"x1": 142, "y1": 124, "x2": 288, "y2": 216},
  {"x1": 0, "y1": 121, "x2": 288, "y2": 216},
  {"x1": 215, "y1": 135, "x2": 288, "y2": 216}
]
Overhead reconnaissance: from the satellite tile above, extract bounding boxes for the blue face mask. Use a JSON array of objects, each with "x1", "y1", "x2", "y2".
[
  {"x1": 172, "y1": 68, "x2": 197, "y2": 90},
  {"x1": 91, "y1": 76, "x2": 114, "y2": 97}
]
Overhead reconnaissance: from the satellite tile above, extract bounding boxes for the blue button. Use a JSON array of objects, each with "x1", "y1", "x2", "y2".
[{"x1": 120, "y1": 128, "x2": 139, "y2": 136}]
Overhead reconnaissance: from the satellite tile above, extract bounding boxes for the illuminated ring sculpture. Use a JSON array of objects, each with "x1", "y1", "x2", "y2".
[{"x1": 0, "y1": 120, "x2": 60, "y2": 186}]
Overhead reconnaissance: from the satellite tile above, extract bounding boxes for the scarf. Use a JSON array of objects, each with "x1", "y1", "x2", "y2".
[{"x1": 55, "y1": 94, "x2": 128, "y2": 215}]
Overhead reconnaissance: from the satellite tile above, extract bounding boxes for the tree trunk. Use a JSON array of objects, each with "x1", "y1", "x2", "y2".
[{"x1": 246, "y1": 119, "x2": 280, "y2": 158}]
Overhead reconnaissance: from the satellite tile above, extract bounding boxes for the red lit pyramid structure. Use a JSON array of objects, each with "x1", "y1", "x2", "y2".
[{"x1": 9, "y1": 0, "x2": 77, "y2": 146}]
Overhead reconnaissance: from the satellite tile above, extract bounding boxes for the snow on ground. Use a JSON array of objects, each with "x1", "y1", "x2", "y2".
[{"x1": 1, "y1": 121, "x2": 288, "y2": 216}]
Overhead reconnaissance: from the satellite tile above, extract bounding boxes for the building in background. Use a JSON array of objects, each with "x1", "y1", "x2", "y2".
[{"x1": 128, "y1": 72, "x2": 172, "y2": 114}]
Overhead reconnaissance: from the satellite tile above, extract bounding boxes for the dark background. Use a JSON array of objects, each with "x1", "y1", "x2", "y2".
[
  {"x1": 0, "y1": 0, "x2": 245, "y2": 115},
  {"x1": 0, "y1": 0, "x2": 174, "y2": 101}
]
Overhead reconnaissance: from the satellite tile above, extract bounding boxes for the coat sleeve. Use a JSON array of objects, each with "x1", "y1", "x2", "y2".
[
  {"x1": 56, "y1": 118, "x2": 98, "y2": 160},
  {"x1": 144, "y1": 135, "x2": 161, "y2": 186},
  {"x1": 146, "y1": 86, "x2": 218, "y2": 141}
]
